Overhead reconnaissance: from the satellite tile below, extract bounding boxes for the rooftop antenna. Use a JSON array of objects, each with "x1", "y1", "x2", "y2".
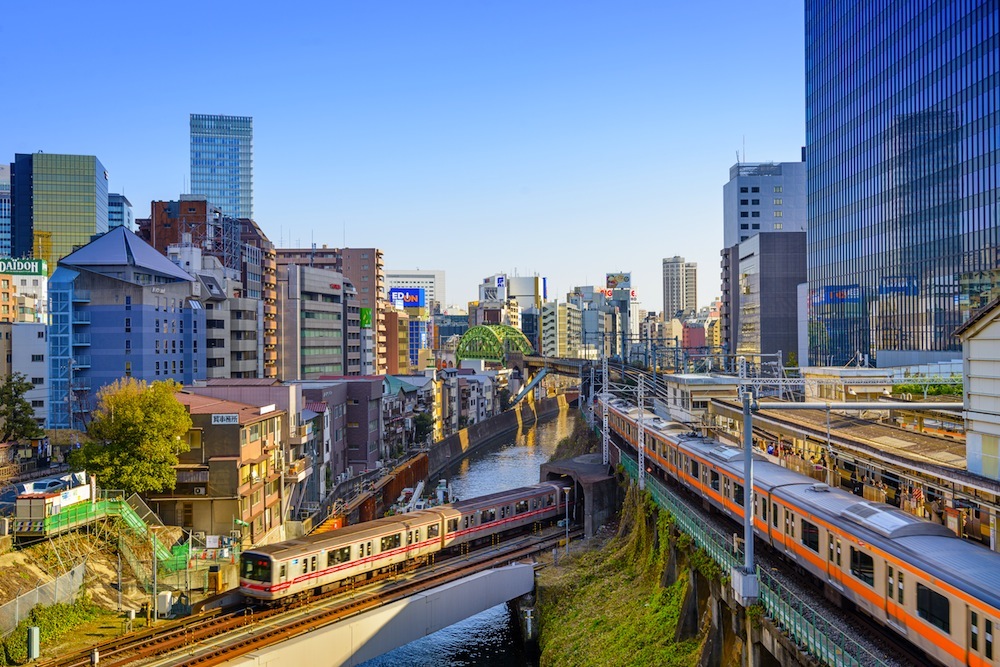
[{"x1": 742, "y1": 135, "x2": 746, "y2": 162}]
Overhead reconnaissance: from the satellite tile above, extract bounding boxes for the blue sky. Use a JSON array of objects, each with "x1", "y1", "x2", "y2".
[{"x1": 3, "y1": 1, "x2": 805, "y2": 310}]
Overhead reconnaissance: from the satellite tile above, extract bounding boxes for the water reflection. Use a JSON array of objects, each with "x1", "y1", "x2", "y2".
[{"x1": 360, "y1": 412, "x2": 576, "y2": 667}]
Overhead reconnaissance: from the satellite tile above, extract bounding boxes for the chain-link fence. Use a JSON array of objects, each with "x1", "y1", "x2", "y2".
[{"x1": 0, "y1": 562, "x2": 86, "y2": 636}]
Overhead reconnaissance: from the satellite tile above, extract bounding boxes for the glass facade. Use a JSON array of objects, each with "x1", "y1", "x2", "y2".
[
  {"x1": 0, "y1": 165, "x2": 9, "y2": 257},
  {"x1": 190, "y1": 114, "x2": 253, "y2": 220},
  {"x1": 108, "y1": 193, "x2": 134, "y2": 231},
  {"x1": 806, "y1": 1, "x2": 999, "y2": 366},
  {"x1": 10, "y1": 154, "x2": 108, "y2": 272}
]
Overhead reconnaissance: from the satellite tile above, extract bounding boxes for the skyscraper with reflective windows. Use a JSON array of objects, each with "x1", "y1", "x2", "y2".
[
  {"x1": 805, "y1": 1, "x2": 999, "y2": 367},
  {"x1": 190, "y1": 114, "x2": 253, "y2": 220},
  {"x1": 0, "y1": 166, "x2": 10, "y2": 257}
]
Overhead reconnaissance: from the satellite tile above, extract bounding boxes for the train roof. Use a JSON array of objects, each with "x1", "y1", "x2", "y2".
[
  {"x1": 450, "y1": 482, "x2": 565, "y2": 511},
  {"x1": 245, "y1": 509, "x2": 444, "y2": 560},
  {"x1": 895, "y1": 535, "x2": 1000, "y2": 611}
]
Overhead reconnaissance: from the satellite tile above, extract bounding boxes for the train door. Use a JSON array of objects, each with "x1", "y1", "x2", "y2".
[
  {"x1": 826, "y1": 531, "x2": 842, "y2": 588},
  {"x1": 278, "y1": 562, "x2": 288, "y2": 590},
  {"x1": 885, "y1": 562, "x2": 906, "y2": 633}
]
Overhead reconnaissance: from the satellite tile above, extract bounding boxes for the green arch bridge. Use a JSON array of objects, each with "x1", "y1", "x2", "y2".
[{"x1": 456, "y1": 325, "x2": 534, "y2": 365}]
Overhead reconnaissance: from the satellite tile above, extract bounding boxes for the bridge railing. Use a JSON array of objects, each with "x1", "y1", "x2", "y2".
[{"x1": 616, "y1": 447, "x2": 888, "y2": 667}]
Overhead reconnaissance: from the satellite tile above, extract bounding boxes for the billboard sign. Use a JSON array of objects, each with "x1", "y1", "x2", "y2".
[
  {"x1": 0, "y1": 258, "x2": 47, "y2": 275},
  {"x1": 824, "y1": 285, "x2": 861, "y2": 304},
  {"x1": 211, "y1": 414, "x2": 240, "y2": 425},
  {"x1": 606, "y1": 272, "x2": 631, "y2": 290},
  {"x1": 359, "y1": 308, "x2": 372, "y2": 329},
  {"x1": 388, "y1": 288, "x2": 425, "y2": 308},
  {"x1": 878, "y1": 276, "x2": 919, "y2": 296}
]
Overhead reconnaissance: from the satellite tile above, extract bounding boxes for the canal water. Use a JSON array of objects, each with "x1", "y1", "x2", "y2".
[{"x1": 360, "y1": 409, "x2": 576, "y2": 667}]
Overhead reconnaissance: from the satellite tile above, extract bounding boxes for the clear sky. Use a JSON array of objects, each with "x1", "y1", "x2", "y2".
[{"x1": 2, "y1": 1, "x2": 804, "y2": 311}]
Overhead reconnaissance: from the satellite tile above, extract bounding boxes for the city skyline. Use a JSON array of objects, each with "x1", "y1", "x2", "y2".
[{"x1": 2, "y1": 1, "x2": 805, "y2": 309}]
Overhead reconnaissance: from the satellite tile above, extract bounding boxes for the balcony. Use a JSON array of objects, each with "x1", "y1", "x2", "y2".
[
  {"x1": 283, "y1": 454, "x2": 313, "y2": 483},
  {"x1": 72, "y1": 334, "x2": 91, "y2": 347},
  {"x1": 72, "y1": 311, "x2": 91, "y2": 325},
  {"x1": 73, "y1": 355, "x2": 92, "y2": 369},
  {"x1": 71, "y1": 290, "x2": 91, "y2": 303}
]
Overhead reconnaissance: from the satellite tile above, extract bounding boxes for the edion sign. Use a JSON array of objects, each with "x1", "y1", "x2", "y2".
[{"x1": 387, "y1": 287, "x2": 425, "y2": 308}]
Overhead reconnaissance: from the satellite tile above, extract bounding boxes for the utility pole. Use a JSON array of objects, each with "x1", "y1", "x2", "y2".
[
  {"x1": 637, "y1": 376, "x2": 645, "y2": 491},
  {"x1": 601, "y1": 355, "x2": 609, "y2": 466}
]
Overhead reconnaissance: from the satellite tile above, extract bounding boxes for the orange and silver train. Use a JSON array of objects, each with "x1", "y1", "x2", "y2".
[
  {"x1": 603, "y1": 396, "x2": 1000, "y2": 667},
  {"x1": 239, "y1": 481, "x2": 569, "y2": 602}
]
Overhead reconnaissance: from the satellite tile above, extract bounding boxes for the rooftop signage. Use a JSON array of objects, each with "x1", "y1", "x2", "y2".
[{"x1": 0, "y1": 258, "x2": 47, "y2": 276}]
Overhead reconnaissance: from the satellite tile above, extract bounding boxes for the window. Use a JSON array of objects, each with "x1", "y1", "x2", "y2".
[
  {"x1": 897, "y1": 571, "x2": 903, "y2": 603},
  {"x1": 37, "y1": 331, "x2": 44, "y2": 339},
  {"x1": 773, "y1": 198, "x2": 783, "y2": 205},
  {"x1": 773, "y1": 223, "x2": 783, "y2": 230},
  {"x1": 710, "y1": 470, "x2": 720, "y2": 491},
  {"x1": 740, "y1": 212, "x2": 749, "y2": 218},
  {"x1": 380, "y1": 534, "x2": 401, "y2": 550},
  {"x1": 751, "y1": 186, "x2": 759, "y2": 192},
  {"x1": 751, "y1": 211, "x2": 760, "y2": 218},
  {"x1": 771, "y1": 503, "x2": 778, "y2": 528},
  {"x1": 31, "y1": 354, "x2": 43, "y2": 362},
  {"x1": 971, "y1": 611, "x2": 978, "y2": 651},
  {"x1": 740, "y1": 186, "x2": 748, "y2": 193},
  {"x1": 916, "y1": 584, "x2": 950, "y2": 633},
  {"x1": 773, "y1": 185, "x2": 782, "y2": 193},
  {"x1": 752, "y1": 224, "x2": 760, "y2": 230},
  {"x1": 427, "y1": 524, "x2": 440, "y2": 538},
  {"x1": 987, "y1": 619, "x2": 993, "y2": 659},
  {"x1": 30, "y1": 377, "x2": 43, "y2": 385},
  {"x1": 774, "y1": 210, "x2": 783, "y2": 218},
  {"x1": 734, "y1": 482, "x2": 744, "y2": 507},
  {"x1": 31, "y1": 400, "x2": 43, "y2": 408},
  {"x1": 887, "y1": 566, "x2": 894, "y2": 600},
  {"x1": 740, "y1": 223, "x2": 749, "y2": 230},
  {"x1": 801, "y1": 520, "x2": 819, "y2": 552},
  {"x1": 447, "y1": 518, "x2": 458, "y2": 533},
  {"x1": 850, "y1": 547, "x2": 874, "y2": 586},
  {"x1": 740, "y1": 199, "x2": 749, "y2": 205},
  {"x1": 690, "y1": 460, "x2": 699, "y2": 478},
  {"x1": 751, "y1": 199, "x2": 759, "y2": 205}
]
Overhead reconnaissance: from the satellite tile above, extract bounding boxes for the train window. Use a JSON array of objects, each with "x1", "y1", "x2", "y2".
[
  {"x1": 801, "y1": 520, "x2": 819, "y2": 552},
  {"x1": 311, "y1": 556, "x2": 317, "y2": 571},
  {"x1": 828, "y1": 535, "x2": 834, "y2": 562},
  {"x1": 279, "y1": 564, "x2": 287, "y2": 579},
  {"x1": 547, "y1": 494, "x2": 555, "y2": 507},
  {"x1": 710, "y1": 471, "x2": 720, "y2": 491},
  {"x1": 761, "y1": 499, "x2": 767, "y2": 523},
  {"x1": 428, "y1": 524, "x2": 440, "y2": 538},
  {"x1": 328, "y1": 547, "x2": 350, "y2": 565},
  {"x1": 447, "y1": 519, "x2": 458, "y2": 533},
  {"x1": 916, "y1": 583, "x2": 950, "y2": 634},
  {"x1": 381, "y1": 534, "x2": 401, "y2": 551},
  {"x1": 971, "y1": 611, "x2": 979, "y2": 651},
  {"x1": 407, "y1": 531, "x2": 413, "y2": 545},
  {"x1": 734, "y1": 483, "x2": 744, "y2": 507},
  {"x1": 481, "y1": 509, "x2": 497, "y2": 523},
  {"x1": 366, "y1": 541, "x2": 372, "y2": 557},
  {"x1": 850, "y1": 548, "x2": 874, "y2": 587},
  {"x1": 515, "y1": 500, "x2": 528, "y2": 514},
  {"x1": 897, "y1": 571, "x2": 903, "y2": 603},
  {"x1": 772, "y1": 504, "x2": 778, "y2": 528},
  {"x1": 836, "y1": 538, "x2": 842, "y2": 566},
  {"x1": 691, "y1": 460, "x2": 699, "y2": 478},
  {"x1": 887, "y1": 566, "x2": 894, "y2": 600},
  {"x1": 241, "y1": 555, "x2": 271, "y2": 582},
  {"x1": 303, "y1": 560, "x2": 309, "y2": 575},
  {"x1": 464, "y1": 516, "x2": 471, "y2": 529},
  {"x1": 986, "y1": 619, "x2": 993, "y2": 659},
  {"x1": 723, "y1": 478, "x2": 730, "y2": 498}
]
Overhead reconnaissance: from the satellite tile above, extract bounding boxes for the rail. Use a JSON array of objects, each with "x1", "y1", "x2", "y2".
[{"x1": 616, "y1": 447, "x2": 887, "y2": 667}]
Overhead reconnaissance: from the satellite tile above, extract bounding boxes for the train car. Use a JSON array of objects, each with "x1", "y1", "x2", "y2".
[
  {"x1": 438, "y1": 482, "x2": 568, "y2": 550},
  {"x1": 600, "y1": 395, "x2": 1000, "y2": 667},
  {"x1": 241, "y1": 509, "x2": 445, "y2": 601},
  {"x1": 240, "y1": 482, "x2": 571, "y2": 603}
]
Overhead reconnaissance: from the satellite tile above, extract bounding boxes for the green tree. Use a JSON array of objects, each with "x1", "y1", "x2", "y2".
[
  {"x1": 414, "y1": 412, "x2": 434, "y2": 443},
  {"x1": 0, "y1": 372, "x2": 44, "y2": 442},
  {"x1": 69, "y1": 379, "x2": 192, "y2": 494}
]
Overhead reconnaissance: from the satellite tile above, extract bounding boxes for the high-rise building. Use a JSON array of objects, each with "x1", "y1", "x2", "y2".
[
  {"x1": 386, "y1": 270, "x2": 445, "y2": 313},
  {"x1": 0, "y1": 165, "x2": 11, "y2": 257},
  {"x1": 723, "y1": 159, "x2": 806, "y2": 247},
  {"x1": 662, "y1": 256, "x2": 697, "y2": 320},
  {"x1": 190, "y1": 114, "x2": 253, "y2": 220},
  {"x1": 540, "y1": 300, "x2": 582, "y2": 358},
  {"x1": 11, "y1": 153, "x2": 109, "y2": 271},
  {"x1": 806, "y1": 1, "x2": 998, "y2": 366},
  {"x1": 108, "y1": 193, "x2": 134, "y2": 231}
]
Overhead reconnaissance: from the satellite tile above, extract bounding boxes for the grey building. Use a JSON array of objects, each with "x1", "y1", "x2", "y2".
[
  {"x1": 662, "y1": 256, "x2": 697, "y2": 320},
  {"x1": 108, "y1": 193, "x2": 134, "y2": 231},
  {"x1": 723, "y1": 159, "x2": 806, "y2": 248}
]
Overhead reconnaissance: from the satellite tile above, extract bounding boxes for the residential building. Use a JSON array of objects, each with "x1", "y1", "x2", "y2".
[
  {"x1": 0, "y1": 258, "x2": 48, "y2": 324},
  {"x1": 540, "y1": 300, "x2": 582, "y2": 358},
  {"x1": 567, "y1": 286, "x2": 614, "y2": 358},
  {"x1": 0, "y1": 165, "x2": 10, "y2": 258},
  {"x1": 662, "y1": 256, "x2": 696, "y2": 320},
  {"x1": 386, "y1": 270, "x2": 445, "y2": 314},
  {"x1": 239, "y1": 218, "x2": 278, "y2": 378},
  {"x1": 726, "y1": 233, "x2": 807, "y2": 367},
  {"x1": 190, "y1": 114, "x2": 253, "y2": 220},
  {"x1": 805, "y1": 1, "x2": 998, "y2": 366},
  {"x1": 108, "y1": 193, "x2": 134, "y2": 231},
  {"x1": 11, "y1": 153, "x2": 108, "y2": 271},
  {"x1": 47, "y1": 227, "x2": 206, "y2": 430},
  {"x1": 317, "y1": 376, "x2": 384, "y2": 470},
  {"x1": 383, "y1": 376, "x2": 419, "y2": 457},
  {"x1": 723, "y1": 159, "x2": 806, "y2": 247},
  {"x1": 0, "y1": 322, "x2": 48, "y2": 428},
  {"x1": 720, "y1": 246, "x2": 739, "y2": 360},
  {"x1": 384, "y1": 307, "x2": 411, "y2": 375},
  {"x1": 276, "y1": 247, "x2": 386, "y2": 374},
  {"x1": 150, "y1": 392, "x2": 285, "y2": 546}
]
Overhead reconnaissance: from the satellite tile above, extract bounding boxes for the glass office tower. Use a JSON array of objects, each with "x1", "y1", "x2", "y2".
[
  {"x1": 190, "y1": 114, "x2": 253, "y2": 220},
  {"x1": 805, "y1": 1, "x2": 999, "y2": 366}
]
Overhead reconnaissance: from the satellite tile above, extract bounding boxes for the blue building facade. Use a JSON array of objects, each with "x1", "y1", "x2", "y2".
[
  {"x1": 107, "y1": 193, "x2": 134, "y2": 231},
  {"x1": 805, "y1": 1, "x2": 999, "y2": 366},
  {"x1": 190, "y1": 114, "x2": 253, "y2": 220},
  {"x1": 48, "y1": 227, "x2": 206, "y2": 429}
]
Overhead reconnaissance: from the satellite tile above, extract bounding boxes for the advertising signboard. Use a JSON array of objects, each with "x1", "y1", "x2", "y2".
[
  {"x1": 878, "y1": 276, "x2": 919, "y2": 296},
  {"x1": 0, "y1": 258, "x2": 47, "y2": 275},
  {"x1": 606, "y1": 272, "x2": 631, "y2": 290},
  {"x1": 388, "y1": 288, "x2": 426, "y2": 308},
  {"x1": 824, "y1": 285, "x2": 861, "y2": 304},
  {"x1": 359, "y1": 308, "x2": 372, "y2": 329}
]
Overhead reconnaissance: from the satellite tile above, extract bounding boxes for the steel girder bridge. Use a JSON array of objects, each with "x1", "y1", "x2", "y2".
[{"x1": 455, "y1": 325, "x2": 535, "y2": 365}]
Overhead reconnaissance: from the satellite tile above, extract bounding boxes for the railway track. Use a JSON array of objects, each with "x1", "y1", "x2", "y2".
[{"x1": 38, "y1": 526, "x2": 576, "y2": 667}]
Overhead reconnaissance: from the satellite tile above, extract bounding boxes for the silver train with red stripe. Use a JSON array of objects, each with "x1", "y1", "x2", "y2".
[
  {"x1": 239, "y1": 481, "x2": 569, "y2": 602},
  {"x1": 604, "y1": 396, "x2": 1000, "y2": 667}
]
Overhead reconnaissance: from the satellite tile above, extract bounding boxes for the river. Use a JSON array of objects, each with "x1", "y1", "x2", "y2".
[{"x1": 360, "y1": 409, "x2": 577, "y2": 667}]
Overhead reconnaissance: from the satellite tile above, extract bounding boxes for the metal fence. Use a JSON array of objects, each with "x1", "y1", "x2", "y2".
[
  {"x1": 617, "y1": 448, "x2": 888, "y2": 667},
  {"x1": 0, "y1": 562, "x2": 86, "y2": 636}
]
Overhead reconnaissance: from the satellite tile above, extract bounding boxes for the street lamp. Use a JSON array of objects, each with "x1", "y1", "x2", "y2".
[{"x1": 563, "y1": 486, "x2": 571, "y2": 555}]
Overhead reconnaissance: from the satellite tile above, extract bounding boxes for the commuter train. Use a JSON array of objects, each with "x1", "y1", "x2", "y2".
[
  {"x1": 239, "y1": 481, "x2": 569, "y2": 602},
  {"x1": 602, "y1": 396, "x2": 1000, "y2": 667}
]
